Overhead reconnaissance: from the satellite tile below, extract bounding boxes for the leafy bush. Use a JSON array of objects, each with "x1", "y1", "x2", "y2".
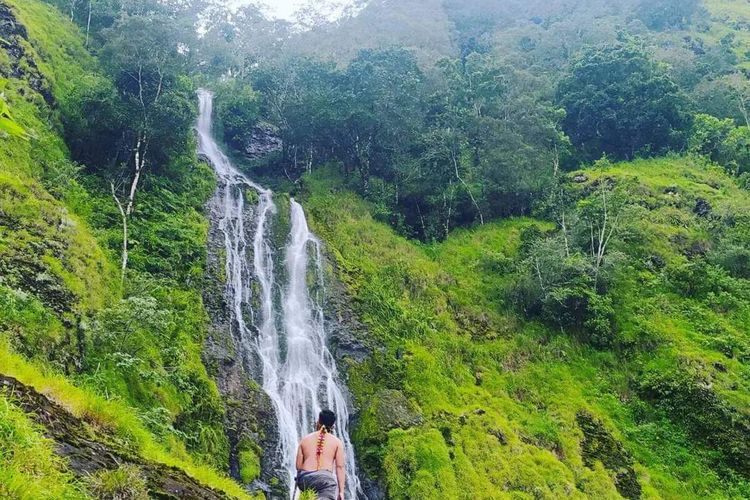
[
  {"x1": 639, "y1": 365, "x2": 750, "y2": 476},
  {"x1": 513, "y1": 246, "x2": 616, "y2": 346},
  {"x1": 689, "y1": 114, "x2": 750, "y2": 175},
  {"x1": 216, "y1": 81, "x2": 261, "y2": 150}
]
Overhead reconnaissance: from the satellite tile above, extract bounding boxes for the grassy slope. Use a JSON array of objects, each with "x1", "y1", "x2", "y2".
[
  {"x1": 0, "y1": 391, "x2": 86, "y2": 499},
  {"x1": 703, "y1": 0, "x2": 750, "y2": 69},
  {"x1": 304, "y1": 157, "x2": 750, "y2": 499},
  {"x1": 0, "y1": 1, "x2": 249, "y2": 497}
]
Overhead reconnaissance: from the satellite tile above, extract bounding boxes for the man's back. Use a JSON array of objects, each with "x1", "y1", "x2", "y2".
[
  {"x1": 296, "y1": 410, "x2": 346, "y2": 500},
  {"x1": 299, "y1": 430, "x2": 342, "y2": 472}
]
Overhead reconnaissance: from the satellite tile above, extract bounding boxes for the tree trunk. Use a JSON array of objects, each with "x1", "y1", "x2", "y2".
[
  {"x1": 85, "y1": 0, "x2": 92, "y2": 47},
  {"x1": 451, "y1": 144, "x2": 484, "y2": 225},
  {"x1": 111, "y1": 182, "x2": 128, "y2": 282},
  {"x1": 111, "y1": 134, "x2": 148, "y2": 283}
]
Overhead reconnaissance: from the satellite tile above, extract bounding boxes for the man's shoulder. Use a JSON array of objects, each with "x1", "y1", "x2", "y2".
[
  {"x1": 301, "y1": 431, "x2": 342, "y2": 445},
  {"x1": 301, "y1": 432, "x2": 318, "y2": 442}
]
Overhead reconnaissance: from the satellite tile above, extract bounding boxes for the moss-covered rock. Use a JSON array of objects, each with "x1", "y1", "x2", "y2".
[{"x1": 576, "y1": 410, "x2": 641, "y2": 499}]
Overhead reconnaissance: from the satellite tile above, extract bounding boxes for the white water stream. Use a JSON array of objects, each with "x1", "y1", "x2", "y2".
[{"x1": 196, "y1": 90, "x2": 361, "y2": 499}]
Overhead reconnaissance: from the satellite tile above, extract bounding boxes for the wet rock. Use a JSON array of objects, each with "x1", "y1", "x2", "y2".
[
  {"x1": 489, "y1": 428, "x2": 507, "y2": 445},
  {"x1": 318, "y1": 251, "x2": 372, "y2": 364},
  {"x1": 202, "y1": 177, "x2": 282, "y2": 493},
  {"x1": 694, "y1": 198, "x2": 712, "y2": 218},
  {"x1": 360, "y1": 389, "x2": 423, "y2": 440},
  {"x1": 0, "y1": 4, "x2": 54, "y2": 104},
  {"x1": 242, "y1": 123, "x2": 283, "y2": 162}
]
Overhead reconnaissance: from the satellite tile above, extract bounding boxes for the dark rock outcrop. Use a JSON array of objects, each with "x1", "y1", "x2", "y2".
[
  {"x1": 576, "y1": 410, "x2": 641, "y2": 499},
  {"x1": 0, "y1": 3, "x2": 54, "y2": 104},
  {"x1": 202, "y1": 175, "x2": 282, "y2": 496},
  {"x1": 241, "y1": 123, "x2": 283, "y2": 163}
]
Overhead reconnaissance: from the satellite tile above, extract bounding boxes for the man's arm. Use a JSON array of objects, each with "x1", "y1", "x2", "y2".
[
  {"x1": 296, "y1": 442, "x2": 304, "y2": 471},
  {"x1": 335, "y1": 441, "x2": 346, "y2": 499}
]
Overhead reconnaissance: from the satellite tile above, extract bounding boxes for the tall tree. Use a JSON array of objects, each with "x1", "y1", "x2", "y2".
[
  {"x1": 100, "y1": 12, "x2": 194, "y2": 280},
  {"x1": 558, "y1": 39, "x2": 690, "y2": 161}
]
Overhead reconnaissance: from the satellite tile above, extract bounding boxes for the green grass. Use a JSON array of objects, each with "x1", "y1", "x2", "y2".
[
  {"x1": 0, "y1": 393, "x2": 88, "y2": 500},
  {"x1": 0, "y1": 339, "x2": 251, "y2": 499},
  {"x1": 0, "y1": 0, "x2": 237, "y2": 495},
  {"x1": 303, "y1": 158, "x2": 750, "y2": 499},
  {"x1": 703, "y1": 0, "x2": 750, "y2": 68}
]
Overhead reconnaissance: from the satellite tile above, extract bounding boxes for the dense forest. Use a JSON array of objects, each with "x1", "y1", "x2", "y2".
[{"x1": 0, "y1": 0, "x2": 749, "y2": 498}]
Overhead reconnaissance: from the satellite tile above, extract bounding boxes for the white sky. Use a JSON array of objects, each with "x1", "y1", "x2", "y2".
[
  {"x1": 255, "y1": 0, "x2": 302, "y2": 20},
  {"x1": 227, "y1": 0, "x2": 358, "y2": 21}
]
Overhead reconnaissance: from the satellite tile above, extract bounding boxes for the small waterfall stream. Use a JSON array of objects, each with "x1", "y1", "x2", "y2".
[{"x1": 197, "y1": 90, "x2": 361, "y2": 499}]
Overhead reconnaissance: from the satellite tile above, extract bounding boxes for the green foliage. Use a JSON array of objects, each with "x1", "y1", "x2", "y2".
[
  {"x1": 0, "y1": 286, "x2": 66, "y2": 364},
  {"x1": 689, "y1": 114, "x2": 735, "y2": 160},
  {"x1": 86, "y1": 464, "x2": 149, "y2": 500},
  {"x1": 576, "y1": 411, "x2": 640, "y2": 499},
  {"x1": 383, "y1": 428, "x2": 458, "y2": 499},
  {"x1": 0, "y1": 0, "x2": 234, "y2": 493},
  {"x1": 512, "y1": 235, "x2": 616, "y2": 347},
  {"x1": 0, "y1": 339, "x2": 250, "y2": 499},
  {"x1": 298, "y1": 490, "x2": 317, "y2": 500},
  {"x1": 639, "y1": 363, "x2": 750, "y2": 476},
  {"x1": 215, "y1": 80, "x2": 260, "y2": 150},
  {"x1": 238, "y1": 448, "x2": 261, "y2": 484},
  {"x1": 637, "y1": 0, "x2": 702, "y2": 30},
  {"x1": 689, "y1": 113, "x2": 750, "y2": 175},
  {"x1": 247, "y1": 47, "x2": 567, "y2": 239},
  {"x1": 558, "y1": 39, "x2": 690, "y2": 161},
  {"x1": 0, "y1": 81, "x2": 26, "y2": 138},
  {"x1": 0, "y1": 395, "x2": 87, "y2": 499},
  {"x1": 304, "y1": 156, "x2": 750, "y2": 498}
]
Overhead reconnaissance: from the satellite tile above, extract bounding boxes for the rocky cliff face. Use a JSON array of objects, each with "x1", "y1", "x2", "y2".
[
  {"x1": 202, "y1": 176, "x2": 282, "y2": 497},
  {"x1": 241, "y1": 123, "x2": 283, "y2": 163}
]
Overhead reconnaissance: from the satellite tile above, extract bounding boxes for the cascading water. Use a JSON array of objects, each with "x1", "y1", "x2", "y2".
[{"x1": 197, "y1": 90, "x2": 362, "y2": 499}]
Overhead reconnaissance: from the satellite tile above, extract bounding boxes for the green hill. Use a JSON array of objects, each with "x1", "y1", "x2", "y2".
[
  {"x1": 303, "y1": 157, "x2": 750, "y2": 498},
  {"x1": 2, "y1": 0, "x2": 750, "y2": 498},
  {"x1": 0, "y1": 1, "x2": 251, "y2": 497}
]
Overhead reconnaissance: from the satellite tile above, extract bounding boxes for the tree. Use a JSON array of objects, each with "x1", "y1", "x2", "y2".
[
  {"x1": 689, "y1": 113, "x2": 750, "y2": 175},
  {"x1": 688, "y1": 114, "x2": 735, "y2": 163},
  {"x1": 342, "y1": 48, "x2": 425, "y2": 192},
  {"x1": 637, "y1": 0, "x2": 701, "y2": 30},
  {"x1": 558, "y1": 39, "x2": 690, "y2": 161},
  {"x1": 215, "y1": 81, "x2": 260, "y2": 150},
  {"x1": 100, "y1": 13, "x2": 194, "y2": 281}
]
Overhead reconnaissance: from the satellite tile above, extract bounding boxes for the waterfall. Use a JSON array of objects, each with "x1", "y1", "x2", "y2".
[{"x1": 197, "y1": 90, "x2": 362, "y2": 499}]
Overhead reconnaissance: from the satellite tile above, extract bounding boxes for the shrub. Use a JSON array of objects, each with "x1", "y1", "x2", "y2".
[
  {"x1": 638, "y1": 366, "x2": 750, "y2": 476},
  {"x1": 512, "y1": 235, "x2": 616, "y2": 347},
  {"x1": 86, "y1": 465, "x2": 148, "y2": 500}
]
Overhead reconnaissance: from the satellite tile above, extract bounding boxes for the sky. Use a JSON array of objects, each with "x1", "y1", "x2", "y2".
[{"x1": 227, "y1": 0, "x2": 360, "y2": 22}]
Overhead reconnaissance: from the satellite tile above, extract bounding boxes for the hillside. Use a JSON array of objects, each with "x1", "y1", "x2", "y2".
[
  {"x1": 0, "y1": 1, "x2": 251, "y2": 497},
  {"x1": 1, "y1": 0, "x2": 750, "y2": 499},
  {"x1": 303, "y1": 157, "x2": 750, "y2": 498}
]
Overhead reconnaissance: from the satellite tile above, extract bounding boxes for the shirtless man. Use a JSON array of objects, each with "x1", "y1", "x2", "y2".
[{"x1": 295, "y1": 410, "x2": 346, "y2": 500}]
